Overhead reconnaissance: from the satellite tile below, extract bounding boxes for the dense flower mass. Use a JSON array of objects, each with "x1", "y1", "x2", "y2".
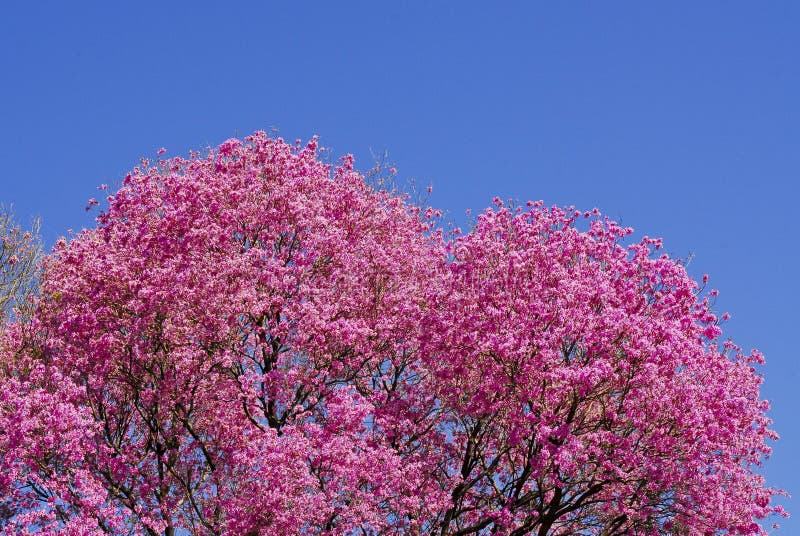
[{"x1": 0, "y1": 133, "x2": 785, "y2": 535}]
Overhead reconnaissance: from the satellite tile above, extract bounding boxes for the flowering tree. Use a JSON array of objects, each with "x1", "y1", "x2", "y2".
[
  {"x1": 0, "y1": 133, "x2": 784, "y2": 535},
  {"x1": 421, "y1": 202, "x2": 784, "y2": 535}
]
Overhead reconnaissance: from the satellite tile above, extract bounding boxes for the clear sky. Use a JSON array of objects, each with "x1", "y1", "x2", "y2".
[{"x1": 1, "y1": 2, "x2": 798, "y2": 530}]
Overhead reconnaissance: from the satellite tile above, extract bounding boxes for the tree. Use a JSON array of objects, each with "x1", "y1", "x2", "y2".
[
  {"x1": 0, "y1": 206, "x2": 41, "y2": 324},
  {"x1": 0, "y1": 133, "x2": 784, "y2": 535},
  {"x1": 420, "y1": 201, "x2": 784, "y2": 535}
]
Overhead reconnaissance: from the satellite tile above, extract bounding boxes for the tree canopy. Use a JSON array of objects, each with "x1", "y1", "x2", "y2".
[
  {"x1": 0, "y1": 133, "x2": 784, "y2": 535},
  {"x1": 0, "y1": 206, "x2": 41, "y2": 324}
]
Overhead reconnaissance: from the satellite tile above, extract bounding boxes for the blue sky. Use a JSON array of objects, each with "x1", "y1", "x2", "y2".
[{"x1": 1, "y1": 2, "x2": 798, "y2": 530}]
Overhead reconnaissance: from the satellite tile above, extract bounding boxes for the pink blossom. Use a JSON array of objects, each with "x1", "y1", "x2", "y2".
[{"x1": 0, "y1": 132, "x2": 783, "y2": 535}]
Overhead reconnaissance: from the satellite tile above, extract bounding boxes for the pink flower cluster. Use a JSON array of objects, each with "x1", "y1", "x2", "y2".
[{"x1": 0, "y1": 133, "x2": 785, "y2": 535}]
